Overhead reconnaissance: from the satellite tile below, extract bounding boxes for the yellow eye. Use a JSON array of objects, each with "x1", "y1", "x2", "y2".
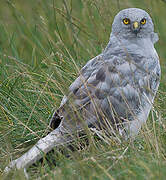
[
  {"x1": 140, "y1": 18, "x2": 146, "y2": 25},
  {"x1": 123, "y1": 18, "x2": 130, "y2": 25}
]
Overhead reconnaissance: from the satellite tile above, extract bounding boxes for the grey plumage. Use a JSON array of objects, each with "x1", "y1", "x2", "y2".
[
  {"x1": 50, "y1": 8, "x2": 161, "y2": 138},
  {"x1": 4, "y1": 8, "x2": 161, "y2": 173}
]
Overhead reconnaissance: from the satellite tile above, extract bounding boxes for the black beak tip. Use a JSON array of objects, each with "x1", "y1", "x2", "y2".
[{"x1": 133, "y1": 29, "x2": 140, "y2": 34}]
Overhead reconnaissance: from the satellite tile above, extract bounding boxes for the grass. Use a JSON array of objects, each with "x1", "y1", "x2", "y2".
[{"x1": 0, "y1": 0, "x2": 166, "y2": 179}]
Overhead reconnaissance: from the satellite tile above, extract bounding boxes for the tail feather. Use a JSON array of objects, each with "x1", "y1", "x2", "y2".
[{"x1": 4, "y1": 128, "x2": 71, "y2": 173}]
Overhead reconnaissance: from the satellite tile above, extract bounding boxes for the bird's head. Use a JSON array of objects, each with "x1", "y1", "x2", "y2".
[{"x1": 112, "y1": 8, "x2": 155, "y2": 39}]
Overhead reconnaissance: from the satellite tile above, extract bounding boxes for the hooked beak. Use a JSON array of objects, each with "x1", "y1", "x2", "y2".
[{"x1": 131, "y1": 21, "x2": 140, "y2": 34}]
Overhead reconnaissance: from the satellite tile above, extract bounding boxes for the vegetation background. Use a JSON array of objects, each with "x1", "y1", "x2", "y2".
[{"x1": 0, "y1": 0, "x2": 166, "y2": 179}]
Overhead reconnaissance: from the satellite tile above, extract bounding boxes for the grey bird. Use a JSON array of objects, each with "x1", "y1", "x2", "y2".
[
  {"x1": 50, "y1": 8, "x2": 161, "y2": 139},
  {"x1": 4, "y1": 8, "x2": 161, "y2": 173}
]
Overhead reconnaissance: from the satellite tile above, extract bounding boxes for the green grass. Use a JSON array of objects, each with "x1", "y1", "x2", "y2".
[{"x1": 0, "y1": 0, "x2": 166, "y2": 179}]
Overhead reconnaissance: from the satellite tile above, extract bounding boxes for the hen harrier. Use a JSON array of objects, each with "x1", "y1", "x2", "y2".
[
  {"x1": 5, "y1": 8, "x2": 160, "y2": 172},
  {"x1": 50, "y1": 8, "x2": 160, "y2": 138}
]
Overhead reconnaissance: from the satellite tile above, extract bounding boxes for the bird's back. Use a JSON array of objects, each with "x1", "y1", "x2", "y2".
[{"x1": 50, "y1": 35, "x2": 160, "y2": 138}]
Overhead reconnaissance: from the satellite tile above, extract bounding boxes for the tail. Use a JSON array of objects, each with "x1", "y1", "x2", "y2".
[{"x1": 4, "y1": 128, "x2": 71, "y2": 173}]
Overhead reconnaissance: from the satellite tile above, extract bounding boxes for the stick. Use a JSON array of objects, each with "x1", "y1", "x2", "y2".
[{"x1": 4, "y1": 128, "x2": 71, "y2": 173}]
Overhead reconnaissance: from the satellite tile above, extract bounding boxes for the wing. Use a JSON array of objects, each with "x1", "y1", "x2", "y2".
[
  {"x1": 50, "y1": 52, "x2": 141, "y2": 132},
  {"x1": 50, "y1": 54, "x2": 105, "y2": 130},
  {"x1": 50, "y1": 45, "x2": 160, "y2": 136}
]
